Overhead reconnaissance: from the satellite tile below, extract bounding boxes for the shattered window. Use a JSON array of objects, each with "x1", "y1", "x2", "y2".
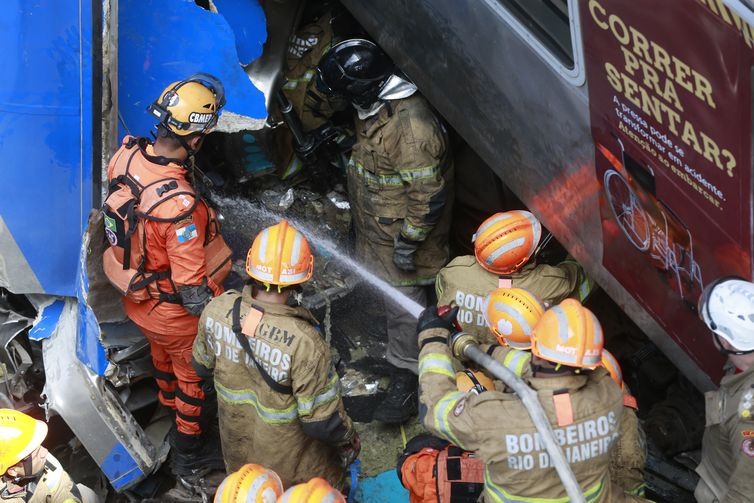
[{"x1": 497, "y1": 0, "x2": 574, "y2": 68}]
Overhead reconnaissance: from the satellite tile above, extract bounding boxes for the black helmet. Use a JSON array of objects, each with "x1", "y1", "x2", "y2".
[{"x1": 316, "y1": 39, "x2": 393, "y2": 107}]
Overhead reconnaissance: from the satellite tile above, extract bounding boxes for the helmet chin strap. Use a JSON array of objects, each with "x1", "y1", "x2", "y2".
[{"x1": 714, "y1": 333, "x2": 754, "y2": 356}]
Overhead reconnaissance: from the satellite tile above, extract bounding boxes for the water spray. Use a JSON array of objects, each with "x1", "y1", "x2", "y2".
[{"x1": 212, "y1": 194, "x2": 425, "y2": 318}]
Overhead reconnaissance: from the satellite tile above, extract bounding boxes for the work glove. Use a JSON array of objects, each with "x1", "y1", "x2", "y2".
[
  {"x1": 393, "y1": 234, "x2": 420, "y2": 272},
  {"x1": 338, "y1": 431, "x2": 361, "y2": 467},
  {"x1": 417, "y1": 305, "x2": 460, "y2": 335},
  {"x1": 179, "y1": 278, "x2": 214, "y2": 317}
]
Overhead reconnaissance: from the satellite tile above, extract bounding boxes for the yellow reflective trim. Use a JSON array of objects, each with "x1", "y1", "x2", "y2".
[
  {"x1": 216, "y1": 382, "x2": 298, "y2": 424},
  {"x1": 348, "y1": 160, "x2": 404, "y2": 186},
  {"x1": 433, "y1": 391, "x2": 466, "y2": 448},
  {"x1": 484, "y1": 466, "x2": 604, "y2": 503},
  {"x1": 296, "y1": 371, "x2": 341, "y2": 416},
  {"x1": 502, "y1": 349, "x2": 531, "y2": 377},
  {"x1": 418, "y1": 353, "x2": 455, "y2": 378},
  {"x1": 398, "y1": 164, "x2": 440, "y2": 182}
]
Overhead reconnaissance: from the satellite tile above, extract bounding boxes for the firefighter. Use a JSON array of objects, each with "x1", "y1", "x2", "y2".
[
  {"x1": 0, "y1": 409, "x2": 83, "y2": 503},
  {"x1": 192, "y1": 221, "x2": 359, "y2": 490},
  {"x1": 600, "y1": 350, "x2": 647, "y2": 497},
  {"x1": 102, "y1": 74, "x2": 231, "y2": 479},
  {"x1": 213, "y1": 464, "x2": 283, "y2": 503},
  {"x1": 417, "y1": 299, "x2": 641, "y2": 502},
  {"x1": 316, "y1": 39, "x2": 454, "y2": 424},
  {"x1": 694, "y1": 277, "x2": 754, "y2": 502},
  {"x1": 436, "y1": 210, "x2": 591, "y2": 343}
]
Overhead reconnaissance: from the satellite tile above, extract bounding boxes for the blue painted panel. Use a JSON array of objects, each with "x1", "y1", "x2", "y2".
[
  {"x1": 215, "y1": 0, "x2": 267, "y2": 65},
  {"x1": 101, "y1": 442, "x2": 145, "y2": 491},
  {"x1": 0, "y1": 1, "x2": 94, "y2": 296},
  {"x1": 118, "y1": 0, "x2": 267, "y2": 139},
  {"x1": 28, "y1": 300, "x2": 66, "y2": 341},
  {"x1": 354, "y1": 470, "x2": 409, "y2": 503}
]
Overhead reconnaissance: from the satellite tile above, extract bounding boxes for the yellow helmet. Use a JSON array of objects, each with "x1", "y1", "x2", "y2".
[
  {"x1": 456, "y1": 369, "x2": 495, "y2": 393},
  {"x1": 278, "y1": 477, "x2": 345, "y2": 503},
  {"x1": 246, "y1": 220, "x2": 314, "y2": 288},
  {"x1": 531, "y1": 299, "x2": 604, "y2": 368},
  {"x1": 148, "y1": 73, "x2": 225, "y2": 136},
  {"x1": 213, "y1": 464, "x2": 284, "y2": 503},
  {"x1": 484, "y1": 287, "x2": 546, "y2": 349},
  {"x1": 0, "y1": 409, "x2": 48, "y2": 475}
]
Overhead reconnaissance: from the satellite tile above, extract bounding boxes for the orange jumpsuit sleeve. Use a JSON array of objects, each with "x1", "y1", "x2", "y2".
[{"x1": 163, "y1": 197, "x2": 208, "y2": 287}]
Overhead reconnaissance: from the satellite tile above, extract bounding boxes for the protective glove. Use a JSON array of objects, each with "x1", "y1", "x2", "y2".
[
  {"x1": 393, "y1": 234, "x2": 420, "y2": 272},
  {"x1": 338, "y1": 431, "x2": 361, "y2": 467},
  {"x1": 179, "y1": 278, "x2": 214, "y2": 317},
  {"x1": 417, "y1": 305, "x2": 460, "y2": 335}
]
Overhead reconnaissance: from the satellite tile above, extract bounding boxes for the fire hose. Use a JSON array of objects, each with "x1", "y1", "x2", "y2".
[{"x1": 450, "y1": 333, "x2": 586, "y2": 503}]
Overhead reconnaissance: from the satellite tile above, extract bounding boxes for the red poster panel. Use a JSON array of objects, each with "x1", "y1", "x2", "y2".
[{"x1": 580, "y1": 0, "x2": 754, "y2": 381}]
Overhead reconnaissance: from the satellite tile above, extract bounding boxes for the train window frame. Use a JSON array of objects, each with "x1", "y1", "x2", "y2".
[{"x1": 486, "y1": 0, "x2": 585, "y2": 86}]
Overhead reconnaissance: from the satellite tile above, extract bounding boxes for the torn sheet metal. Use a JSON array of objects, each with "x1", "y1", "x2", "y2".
[{"x1": 118, "y1": 0, "x2": 268, "y2": 138}]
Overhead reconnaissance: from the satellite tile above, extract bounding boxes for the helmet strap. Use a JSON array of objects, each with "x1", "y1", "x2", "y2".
[
  {"x1": 714, "y1": 333, "x2": 754, "y2": 356},
  {"x1": 9, "y1": 456, "x2": 43, "y2": 486}
]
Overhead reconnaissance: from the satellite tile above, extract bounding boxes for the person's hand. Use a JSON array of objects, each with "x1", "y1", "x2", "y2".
[
  {"x1": 393, "y1": 235, "x2": 419, "y2": 272},
  {"x1": 338, "y1": 432, "x2": 361, "y2": 467},
  {"x1": 417, "y1": 305, "x2": 459, "y2": 334}
]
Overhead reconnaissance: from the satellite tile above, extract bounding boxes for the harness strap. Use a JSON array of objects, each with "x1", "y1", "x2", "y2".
[{"x1": 231, "y1": 297, "x2": 294, "y2": 395}]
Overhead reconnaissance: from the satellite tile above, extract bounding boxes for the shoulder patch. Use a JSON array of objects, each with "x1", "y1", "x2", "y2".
[
  {"x1": 739, "y1": 388, "x2": 754, "y2": 421},
  {"x1": 742, "y1": 438, "x2": 754, "y2": 457},
  {"x1": 175, "y1": 223, "x2": 198, "y2": 243}
]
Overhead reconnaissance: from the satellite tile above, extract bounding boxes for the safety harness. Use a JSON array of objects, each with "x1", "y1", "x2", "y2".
[
  {"x1": 231, "y1": 297, "x2": 294, "y2": 395},
  {"x1": 102, "y1": 137, "x2": 231, "y2": 303}
]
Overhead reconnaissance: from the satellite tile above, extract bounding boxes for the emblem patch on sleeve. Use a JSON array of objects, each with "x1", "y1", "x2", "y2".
[
  {"x1": 176, "y1": 223, "x2": 198, "y2": 243},
  {"x1": 742, "y1": 438, "x2": 754, "y2": 458}
]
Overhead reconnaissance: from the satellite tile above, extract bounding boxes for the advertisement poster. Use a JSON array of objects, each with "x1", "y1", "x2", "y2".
[{"x1": 580, "y1": 0, "x2": 754, "y2": 379}]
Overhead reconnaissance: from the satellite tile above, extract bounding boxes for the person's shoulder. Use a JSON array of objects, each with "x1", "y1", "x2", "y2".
[{"x1": 205, "y1": 289, "x2": 242, "y2": 314}]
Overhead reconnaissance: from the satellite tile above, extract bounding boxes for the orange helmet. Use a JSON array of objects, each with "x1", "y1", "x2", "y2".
[
  {"x1": 214, "y1": 464, "x2": 284, "y2": 503},
  {"x1": 456, "y1": 369, "x2": 495, "y2": 393},
  {"x1": 246, "y1": 220, "x2": 314, "y2": 288},
  {"x1": 473, "y1": 211, "x2": 542, "y2": 274},
  {"x1": 531, "y1": 299, "x2": 603, "y2": 368},
  {"x1": 0, "y1": 409, "x2": 48, "y2": 475},
  {"x1": 484, "y1": 287, "x2": 546, "y2": 349},
  {"x1": 599, "y1": 349, "x2": 624, "y2": 390},
  {"x1": 278, "y1": 477, "x2": 345, "y2": 503}
]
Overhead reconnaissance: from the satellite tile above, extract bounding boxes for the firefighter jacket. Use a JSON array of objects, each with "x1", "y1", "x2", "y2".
[
  {"x1": 695, "y1": 363, "x2": 754, "y2": 502},
  {"x1": 436, "y1": 256, "x2": 585, "y2": 343},
  {"x1": 0, "y1": 454, "x2": 81, "y2": 503},
  {"x1": 192, "y1": 287, "x2": 356, "y2": 489},
  {"x1": 348, "y1": 94, "x2": 454, "y2": 286},
  {"x1": 418, "y1": 327, "x2": 635, "y2": 502},
  {"x1": 275, "y1": 12, "x2": 344, "y2": 178},
  {"x1": 611, "y1": 388, "x2": 646, "y2": 498},
  {"x1": 105, "y1": 137, "x2": 227, "y2": 336}
]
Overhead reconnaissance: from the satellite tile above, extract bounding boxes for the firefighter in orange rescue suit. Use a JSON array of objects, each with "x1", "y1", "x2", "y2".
[
  {"x1": 102, "y1": 74, "x2": 232, "y2": 478},
  {"x1": 316, "y1": 39, "x2": 454, "y2": 424},
  {"x1": 694, "y1": 277, "x2": 754, "y2": 502},
  {"x1": 192, "y1": 221, "x2": 359, "y2": 490},
  {"x1": 0, "y1": 409, "x2": 85, "y2": 503},
  {"x1": 436, "y1": 210, "x2": 592, "y2": 344},
  {"x1": 417, "y1": 298, "x2": 647, "y2": 502}
]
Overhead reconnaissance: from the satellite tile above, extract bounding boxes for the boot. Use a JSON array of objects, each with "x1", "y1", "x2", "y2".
[
  {"x1": 373, "y1": 367, "x2": 418, "y2": 424},
  {"x1": 169, "y1": 429, "x2": 225, "y2": 478}
]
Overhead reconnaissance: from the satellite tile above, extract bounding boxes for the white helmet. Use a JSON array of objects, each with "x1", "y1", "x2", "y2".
[{"x1": 699, "y1": 277, "x2": 754, "y2": 353}]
